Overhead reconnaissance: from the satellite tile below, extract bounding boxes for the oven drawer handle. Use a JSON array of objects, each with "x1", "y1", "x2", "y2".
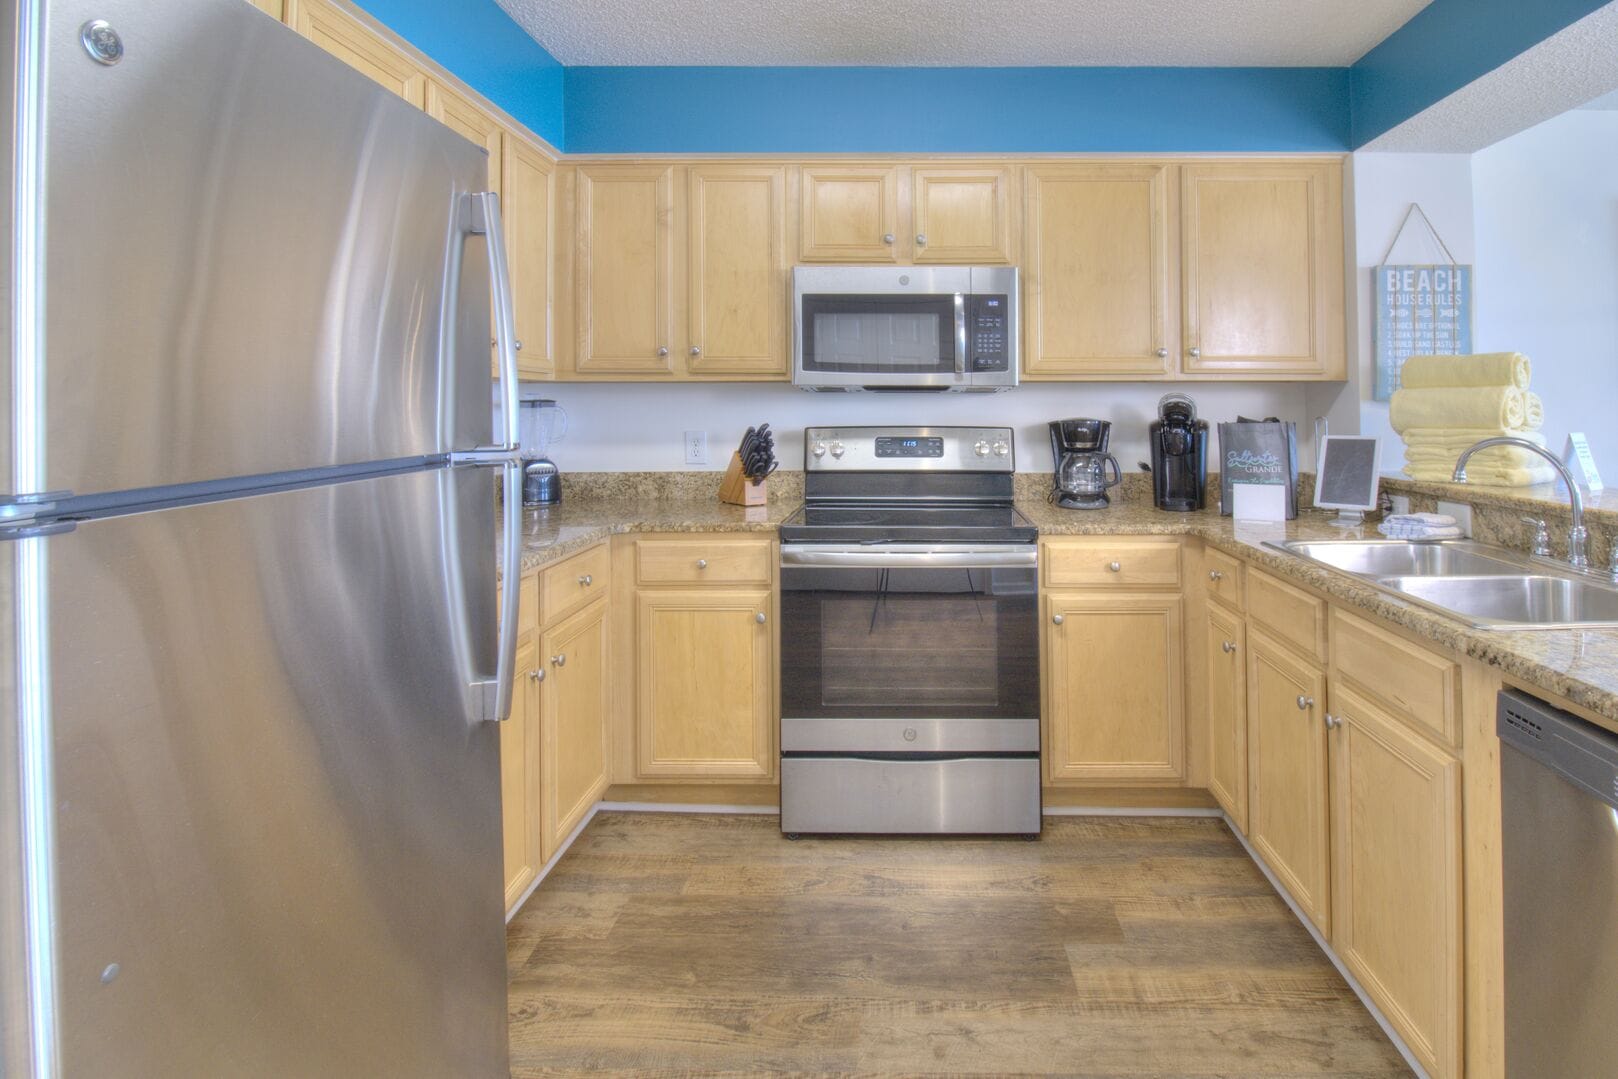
[{"x1": 780, "y1": 545, "x2": 1038, "y2": 569}]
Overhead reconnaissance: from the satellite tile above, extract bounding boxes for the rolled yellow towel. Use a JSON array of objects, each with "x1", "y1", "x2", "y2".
[
  {"x1": 1399, "y1": 352, "x2": 1531, "y2": 390},
  {"x1": 1399, "y1": 427, "x2": 1546, "y2": 448},
  {"x1": 1389, "y1": 386, "x2": 1526, "y2": 433},
  {"x1": 1405, "y1": 445, "x2": 1550, "y2": 472},
  {"x1": 1524, "y1": 392, "x2": 1544, "y2": 431},
  {"x1": 1406, "y1": 462, "x2": 1558, "y2": 487}
]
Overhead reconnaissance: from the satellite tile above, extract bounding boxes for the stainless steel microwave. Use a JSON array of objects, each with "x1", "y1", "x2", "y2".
[{"x1": 791, "y1": 265, "x2": 1019, "y2": 392}]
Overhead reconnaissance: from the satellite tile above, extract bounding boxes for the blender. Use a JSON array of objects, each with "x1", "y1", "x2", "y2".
[{"x1": 518, "y1": 398, "x2": 568, "y2": 506}]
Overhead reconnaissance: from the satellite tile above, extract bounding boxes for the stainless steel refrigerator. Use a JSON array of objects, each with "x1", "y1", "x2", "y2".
[{"x1": 1, "y1": 0, "x2": 525, "y2": 1074}]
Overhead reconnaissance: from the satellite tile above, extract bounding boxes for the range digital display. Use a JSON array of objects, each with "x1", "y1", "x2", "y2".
[{"x1": 875, "y1": 436, "x2": 945, "y2": 458}]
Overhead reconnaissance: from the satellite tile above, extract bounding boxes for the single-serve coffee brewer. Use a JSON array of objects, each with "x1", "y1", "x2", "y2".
[
  {"x1": 1148, "y1": 393, "x2": 1208, "y2": 512},
  {"x1": 1049, "y1": 418, "x2": 1122, "y2": 510}
]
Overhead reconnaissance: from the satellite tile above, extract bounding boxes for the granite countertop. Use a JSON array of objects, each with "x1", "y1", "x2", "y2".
[{"x1": 503, "y1": 492, "x2": 1618, "y2": 726}]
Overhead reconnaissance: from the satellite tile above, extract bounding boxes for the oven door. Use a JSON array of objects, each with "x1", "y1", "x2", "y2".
[{"x1": 779, "y1": 545, "x2": 1040, "y2": 743}]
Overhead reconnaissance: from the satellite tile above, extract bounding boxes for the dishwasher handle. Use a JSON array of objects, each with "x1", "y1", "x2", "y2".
[{"x1": 1498, "y1": 688, "x2": 1618, "y2": 811}]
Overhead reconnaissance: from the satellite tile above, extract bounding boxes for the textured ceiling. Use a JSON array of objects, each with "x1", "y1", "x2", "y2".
[
  {"x1": 1362, "y1": 2, "x2": 1618, "y2": 151},
  {"x1": 495, "y1": 0, "x2": 1434, "y2": 67}
]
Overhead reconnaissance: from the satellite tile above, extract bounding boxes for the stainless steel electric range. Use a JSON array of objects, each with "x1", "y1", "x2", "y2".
[{"x1": 778, "y1": 426, "x2": 1041, "y2": 836}]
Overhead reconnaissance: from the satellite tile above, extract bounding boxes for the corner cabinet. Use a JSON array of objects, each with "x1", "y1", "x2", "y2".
[{"x1": 1180, "y1": 162, "x2": 1345, "y2": 378}]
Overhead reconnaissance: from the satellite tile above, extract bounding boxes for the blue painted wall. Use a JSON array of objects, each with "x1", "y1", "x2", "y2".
[
  {"x1": 563, "y1": 66, "x2": 1352, "y2": 153},
  {"x1": 351, "y1": 0, "x2": 564, "y2": 147},
  {"x1": 1349, "y1": 0, "x2": 1613, "y2": 146}
]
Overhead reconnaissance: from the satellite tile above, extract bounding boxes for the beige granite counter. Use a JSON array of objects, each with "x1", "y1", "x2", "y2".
[{"x1": 502, "y1": 497, "x2": 794, "y2": 574}]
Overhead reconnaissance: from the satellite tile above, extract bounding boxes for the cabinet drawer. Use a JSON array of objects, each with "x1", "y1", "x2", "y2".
[
  {"x1": 636, "y1": 537, "x2": 773, "y2": 586},
  {"x1": 1042, "y1": 538, "x2": 1180, "y2": 589},
  {"x1": 539, "y1": 543, "x2": 610, "y2": 627},
  {"x1": 1204, "y1": 547, "x2": 1245, "y2": 610},
  {"x1": 1247, "y1": 569, "x2": 1326, "y2": 662},
  {"x1": 1330, "y1": 608, "x2": 1459, "y2": 747}
]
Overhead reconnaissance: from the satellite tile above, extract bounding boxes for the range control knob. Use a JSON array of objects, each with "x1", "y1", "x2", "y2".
[
  {"x1": 830, "y1": 441, "x2": 845, "y2": 459},
  {"x1": 811, "y1": 441, "x2": 827, "y2": 458},
  {"x1": 993, "y1": 440, "x2": 1010, "y2": 457},
  {"x1": 973, "y1": 440, "x2": 990, "y2": 457}
]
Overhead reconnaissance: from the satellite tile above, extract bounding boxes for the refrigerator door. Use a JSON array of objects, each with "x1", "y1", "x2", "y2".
[
  {"x1": 44, "y1": 465, "x2": 506, "y2": 1076},
  {"x1": 39, "y1": 0, "x2": 494, "y2": 498}
]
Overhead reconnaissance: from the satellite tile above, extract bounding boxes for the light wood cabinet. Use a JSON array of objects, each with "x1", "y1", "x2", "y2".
[
  {"x1": 425, "y1": 82, "x2": 503, "y2": 195},
  {"x1": 686, "y1": 165, "x2": 789, "y2": 377},
  {"x1": 798, "y1": 166, "x2": 901, "y2": 262},
  {"x1": 635, "y1": 589, "x2": 775, "y2": 779},
  {"x1": 501, "y1": 636, "x2": 540, "y2": 909},
  {"x1": 539, "y1": 599, "x2": 610, "y2": 861},
  {"x1": 1180, "y1": 162, "x2": 1345, "y2": 378},
  {"x1": 503, "y1": 134, "x2": 556, "y2": 379},
  {"x1": 1022, "y1": 164, "x2": 1171, "y2": 378},
  {"x1": 247, "y1": 0, "x2": 285, "y2": 19},
  {"x1": 1329, "y1": 683, "x2": 1463, "y2": 1079},
  {"x1": 1245, "y1": 626, "x2": 1331, "y2": 933},
  {"x1": 910, "y1": 166, "x2": 1015, "y2": 264},
  {"x1": 286, "y1": 0, "x2": 427, "y2": 108},
  {"x1": 1205, "y1": 600, "x2": 1248, "y2": 830},
  {"x1": 574, "y1": 164, "x2": 676, "y2": 375},
  {"x1": 1045, "y1": 591, "x2": 1184, "y2": 783}
]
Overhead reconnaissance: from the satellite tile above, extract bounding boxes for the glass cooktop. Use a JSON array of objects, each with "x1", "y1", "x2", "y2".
[{"x1": 780, "y1": 502, "x2": 1037, "y2": 545}]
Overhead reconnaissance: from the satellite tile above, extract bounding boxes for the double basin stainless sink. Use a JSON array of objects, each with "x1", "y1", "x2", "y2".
[{"x1": 1269, "y1": 539, "x2": 1618, "y2": 631}]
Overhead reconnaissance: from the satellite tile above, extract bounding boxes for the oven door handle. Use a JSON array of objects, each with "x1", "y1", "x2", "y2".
[{"x1": 780, "y1": 545, "x2": 1037, "y2": 569}]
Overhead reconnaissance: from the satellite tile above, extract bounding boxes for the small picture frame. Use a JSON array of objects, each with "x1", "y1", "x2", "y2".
[{"x1": 1315, "y1": 436, "x2": 1381, "y2": 526}]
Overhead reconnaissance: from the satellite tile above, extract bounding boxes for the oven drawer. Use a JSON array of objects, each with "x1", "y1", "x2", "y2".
[
  {"x1": 781, "y1": 716, "x2": 1039, "y2": 754},
  {"x1": 780, "y1": 756, "x2": 1041, "y2": 835}
]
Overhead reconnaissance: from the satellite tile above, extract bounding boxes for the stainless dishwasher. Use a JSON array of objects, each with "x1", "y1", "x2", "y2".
[{"x1": 1497, "y1": 688, "x2": 1618, "y2": 1076}]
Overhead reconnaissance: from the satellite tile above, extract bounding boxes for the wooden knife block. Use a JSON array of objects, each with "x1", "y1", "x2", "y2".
[{"x1": 717, "y1": 451, "x2": 767, "y2": 506}]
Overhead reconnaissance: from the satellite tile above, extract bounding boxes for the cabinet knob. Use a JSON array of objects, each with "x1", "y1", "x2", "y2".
[
  {"x1": 657, "y1": 346, "x2": 669, "y2": 357},
  {"x1": 1296, "y1": 694, "x2": 1314, "y2": 712},
  {"x1": 755, "y1": 611, "x2": 767, "y2": 624},
  {"x1": 1188, "y1": 347, "x2": 1201, "y2": 359},
  {"x1": 514, "y1": 339, "x2": 524, "y2": 352},
  {"x1": 577, "y1": 574, "x2": 592, "y2": 586},
  {"x1": 696, "y1": 559, "x2": 708, "y2": 569},
  {"x1": 528, "y1": 668, "x2": 543, "y2": 682},
  {"x1": 1156, "y1": 347, "x2": 1168, "y2": 358},
  {"x1": 882, "y1": 233, "x2": 895, "y2": 245},
  {"x1": 551, "y1": 653, "x2": 566, "y2": 667},
  {"x1": 690, "y1": 346, "x2": 702, "y2": 356},
  {"x1": 1208, "y1": 570, "x2": 1224, "y2": 581},
  {"x1": 915, "y1": 233, "x2": 927, "y2": 246},
  {"x1": 1052, "y1": 613, "x2": 1064, "y2": 625},
  {"x1": 1221, "y1": 640, "x2": 1236, "y2": 654},
  {"x1": 1108, "y1": 561, "x2": 1122, "y2": 573},
  {"x1": 1324, "y1": 713, "x2": 1342, "y2": 730}
]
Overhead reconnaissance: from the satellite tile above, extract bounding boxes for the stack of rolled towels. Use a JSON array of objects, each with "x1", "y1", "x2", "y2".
[
  {"x1": 1389, "y1": 352, "x2": 1551, "y2": 486},
  {"x1": 1378, "y1": 512, "x2": 1463, "y2": 540}
]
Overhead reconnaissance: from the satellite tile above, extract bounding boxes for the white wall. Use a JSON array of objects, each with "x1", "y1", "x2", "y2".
[
  {"x1": 1339, "y1": 152, "x2": 1477, "y2": 473},
  {"x1": 521, "y1": 381, "x2": 1309, "y2": 475},
  {"x1": 1471, "y1": 108, "x2": 1618, "y2": 469}
]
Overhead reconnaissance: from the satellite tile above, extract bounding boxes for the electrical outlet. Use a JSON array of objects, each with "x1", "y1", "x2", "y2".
[
  {"x1": 1437, "y1": 499, "x2": 1474, "y2": 537},
  {"x1": 1389, "y1": 494, "x2": 1412, "y2": 516},
  {"x1": 683, "y1": 430, "x2": 708, "y2": 466}
]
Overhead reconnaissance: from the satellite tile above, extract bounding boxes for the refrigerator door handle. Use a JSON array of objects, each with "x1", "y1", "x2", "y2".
[{"x1": 453, "y1": 191, "x2": 522, "y2": 722}]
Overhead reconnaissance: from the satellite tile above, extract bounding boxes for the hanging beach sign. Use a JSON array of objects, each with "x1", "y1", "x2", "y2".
[{"x1": 1372, "y1": 204, "x2": 1473, "y2": 401}]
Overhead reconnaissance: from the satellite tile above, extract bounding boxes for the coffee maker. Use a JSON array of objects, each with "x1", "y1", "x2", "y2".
[
  {"x1": 1049, "y1": 418, "x2": 1123, "y2": 510},
  {"x1": 1148, "y1": 393, "x2": 1208, "y2": 512}
]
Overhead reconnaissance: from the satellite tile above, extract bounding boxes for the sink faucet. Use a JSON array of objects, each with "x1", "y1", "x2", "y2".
[{"x1": 1453, "y1": 437, "x2": 1588, "y2": 569}]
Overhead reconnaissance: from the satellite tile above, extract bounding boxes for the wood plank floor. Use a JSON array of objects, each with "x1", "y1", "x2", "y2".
[{"x1": 507, "y1": 812, "x2": 1411, "y2": 1077}]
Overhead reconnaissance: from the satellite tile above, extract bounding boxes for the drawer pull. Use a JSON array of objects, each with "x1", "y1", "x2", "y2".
[
  {"x1": 1296, "y1": 694, "x2": 1314, "y2": 712},
  {"x1": 1208, "y1": 569, "x2": 1224, "y2": 581},
  {"x1": 1052, "y1": 613, "x2": 1064, "y2": 625},
  {"x1": 528, "y1": 668, "x2": 543, "y2": 682},
  {"x1": 1108, "y1": 561, "x2": 1121, "y2": 573},
  {"x1": 755, "y1": 611, "x2": 767, "y2": 624},
  {"x1": 696, "y1": 558, "x2": 708, "y2": 569},
  {"x1": 551, "y1": 653, "x2": 566, "y2": 667},
  {"x1": 1324, "y1": 713, "x2": 1342, "y2": 730},
  {"x1": 577, "y1": 574, "x2": 593, "y2": 587},
  {"x1": 1221, "y1": 640, "x2": 1236, "y2": 654}
]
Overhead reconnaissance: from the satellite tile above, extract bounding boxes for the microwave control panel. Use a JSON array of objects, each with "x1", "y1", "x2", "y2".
[{"x1": 969, "y1": 295, "x2": 1011, "y2": 372}]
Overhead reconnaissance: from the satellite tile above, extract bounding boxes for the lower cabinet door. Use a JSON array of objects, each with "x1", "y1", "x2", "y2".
[
  {"x1": 636, "y1": 589, "x2": 774, "y2": 779},
  {"x1": 1330, "y1": 684, "x2": 1463, "y2": 1079},
  {"x1": 1245, "y1": 627, "x2": 1331, "y2": 932},
  {"x1": 501, "y1": 636, "x2": 540, "y2": 909},
  {"x1": 1045, "y1": 591, "x2": 1184, "y2": 783},
  {"x1": 1205, "y1": 602, "x2": 1248, "y2": 830},
  {"x1": 539, "y1": 599, "x2": 610, "y2": 861}
]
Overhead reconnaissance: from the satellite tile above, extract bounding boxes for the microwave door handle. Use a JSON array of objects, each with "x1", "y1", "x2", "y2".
[{"x1": 953, "y1": 293, "x2": 968, "y2": 379}]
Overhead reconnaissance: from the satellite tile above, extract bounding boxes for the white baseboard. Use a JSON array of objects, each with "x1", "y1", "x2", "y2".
[
  {"x1": 505, "y1": 803, "x2": 602, "y2": 923},
  {"x1": 596, "y1": 801, "x2": 779, "y2": 815},
  {"x1": 1223, "y1": 815, "x2": 1429, "y2": 1079},
  {"x1": 1042, "y1": 805, "x2": 1224, "y2": 817}
]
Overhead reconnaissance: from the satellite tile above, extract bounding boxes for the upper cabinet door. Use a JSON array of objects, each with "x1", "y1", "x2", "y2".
[
  {"x1": 686, "y1": 165, "x2": 789, "y2": 379},
  {"x1": 799, "y1": 166, "x2": 900, "y2": 262},
  {"x1": 911, "y1": 167, "x2": 1015, "y2": 264},
  {"x1": 247, "y1": 0, "x2": 285, "y2": 19},
  {"x1": 1180, "y1": 162, "x2": 1345, "y2": 378},
  {"x1": 425, "y1": 82, "x2": 502, "y2": 195},
  {"x1": 503, "y1": 134, "x2": 556, "y2": 380},
  {"x1": 574, "y1": 164, "x2": 677, "y2": 375},
  {"x1": 1022, "y1": 164, "x2": 1171, "y2": 378},
  {"x1": 286, "y1": 0, "x2": 427, "y2": 109}
]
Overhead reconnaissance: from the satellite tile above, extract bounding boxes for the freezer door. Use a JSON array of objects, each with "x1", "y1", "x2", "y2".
[
  {"x1": 44, "y1": 466, "x2": 506, "y2": 1076},
  {"x1": 37, "y1": 0, "x2": 493, "y2": 497}
]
